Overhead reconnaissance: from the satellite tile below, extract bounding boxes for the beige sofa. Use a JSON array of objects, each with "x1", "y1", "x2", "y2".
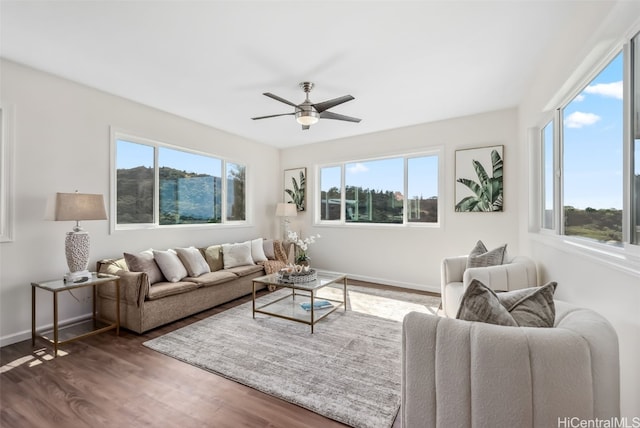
[
  {"x1": 96, "y1": 239, "x2": 288, "y2": 333},
  {"x1": 401, "y1": 301, "x2": 620, "y2": 428}
]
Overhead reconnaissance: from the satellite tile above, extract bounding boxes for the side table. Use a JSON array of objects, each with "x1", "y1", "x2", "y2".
[{"x1": 32, "y1": 273, "x2": 120, "y2": 357}]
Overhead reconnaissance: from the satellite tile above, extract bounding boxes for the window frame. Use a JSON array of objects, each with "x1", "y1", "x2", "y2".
[
  {"x1": 535, "y1": 32, "x2": 640, "y2": 274},
  {"x1": 315, "y1": 149, "x2": 442, "y2": 228},
  {"x1": 110, "y1": 129, "x2": 249, "y2": 232}
]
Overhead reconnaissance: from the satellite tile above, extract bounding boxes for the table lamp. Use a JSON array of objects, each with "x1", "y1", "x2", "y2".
[
  {"x1": 54, "y1": 191, "x2": 107, "y2": 282},
  {"x1": 275, "y1": 202, "x2": 297, "y2": 242}
]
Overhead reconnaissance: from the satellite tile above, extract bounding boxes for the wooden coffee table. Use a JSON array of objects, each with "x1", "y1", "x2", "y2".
[{"x1": 251, "y1": 271, "x2": 347, "y2": 333}]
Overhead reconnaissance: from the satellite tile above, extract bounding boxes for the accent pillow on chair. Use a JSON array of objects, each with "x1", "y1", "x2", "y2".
[
  {"x1": 456, "y1": 279, "x2": 558, "y2": 327},
  {"x1": 466, "y1": 240, "x2": 507, "y2": 268}
]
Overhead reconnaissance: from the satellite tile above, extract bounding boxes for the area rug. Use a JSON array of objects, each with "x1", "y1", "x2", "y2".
[{"x1": 143, "y1": 285, "x2": 440, "y2": 428}]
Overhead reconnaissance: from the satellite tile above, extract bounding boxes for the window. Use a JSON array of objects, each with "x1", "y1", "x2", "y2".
[
  {"x1": 540, "y1": 31, "x2": 640, "y2": 251},
  {"x1": 541, "y1": 121, "x2": 555, "y2": 230},
  {"x1": 113, "y1": 133, "x2": 246, "y2": 229},
  {"x1": 562, "y1": 53, "x2": 623, "y2": 245},
  {"x1": 318, "y1": 152, "x2": 439, "y2": 226}
]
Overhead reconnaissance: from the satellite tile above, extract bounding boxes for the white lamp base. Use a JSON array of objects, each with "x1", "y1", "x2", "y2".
[{"x1": 64, "y1": 270, "x2": 92, "y2": 283}]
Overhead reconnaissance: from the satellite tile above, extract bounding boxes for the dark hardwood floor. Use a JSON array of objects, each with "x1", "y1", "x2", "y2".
[{"x1": 1, "y1": 281, "x2": 428, "y2": 427}]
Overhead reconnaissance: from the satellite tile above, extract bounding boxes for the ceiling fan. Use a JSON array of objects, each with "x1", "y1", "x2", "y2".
[{"x1": 251, "y1": 82, "x2": 361, "y2": 130}]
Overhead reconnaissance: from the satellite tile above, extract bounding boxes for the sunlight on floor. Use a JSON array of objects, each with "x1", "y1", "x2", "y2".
[
  {"x1": 319, "y1": 287, "x2": 440, "y2": 323},
  {"x1": 0, "y1": 347, "x2": 66, "y2": 373}
]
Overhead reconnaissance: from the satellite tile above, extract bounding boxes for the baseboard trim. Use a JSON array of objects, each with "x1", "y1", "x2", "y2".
[
  {"x1": 1, "y1": 312, "x2": 94, "y2": 348},
  {"x1": 320, "y1": 270, "x2": 440, "y2": 294}
]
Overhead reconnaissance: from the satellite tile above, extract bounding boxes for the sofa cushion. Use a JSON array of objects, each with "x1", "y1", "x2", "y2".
[
  {"x1": 98, "y1": 258, "x2": 129, "y2": 275},
  {"x1": 456, "y1": 279, "x2": 558, "y2": 327},
  {"x1": 222, "y1": 241, "x2": 255, "y2": 269},
  {"x1": 153, "y1": 250, "x2": 188, "y2": 283},
  {"x1": 224, "y1": 264, "x2": 264, "y2": 277},
  {"x1": 202, "y1": 245, "x2": 224, "y2": 272},
  {"x1": 176, "y1": 247, "x2": 210, "y2": 277},
  {"x1": 466, "y1": 240, "x2": 507, "y2": 269},
  {"x1": 124, "y1": 251, "x2": 165, "y2": 285},
  {"x1": 185, "y1": 271, "x2": 237, "y2": 286},
  {"x1": 251, "y1": 238, "x2": 268, "y2": 263},
  {"x1": 263, "y1": 239, "x2": 275, "y2": 260},
  {"x1": 147, "y1": 281, "x2": 198, "y2": 300}
]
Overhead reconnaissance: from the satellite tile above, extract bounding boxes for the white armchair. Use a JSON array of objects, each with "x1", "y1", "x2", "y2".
[
  {"x1": 441, "y1": 255, "x2": 538, "y2": 317},
  {"x1": 402, "y1": 301, "x2": 620, "y2": 428}
]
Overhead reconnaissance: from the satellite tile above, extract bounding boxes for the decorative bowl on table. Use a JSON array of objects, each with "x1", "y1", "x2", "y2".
[{"x1": 276, "y1": 265, "x2": 317, "y2": 284}]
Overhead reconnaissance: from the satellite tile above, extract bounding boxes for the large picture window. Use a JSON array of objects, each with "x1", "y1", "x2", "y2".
[
  {"x1": 318, "y1": 152, "x2": 439, "y2": 226},
  {"x1": 113, "y1": 133, "x2": 246, "y2": 229}
]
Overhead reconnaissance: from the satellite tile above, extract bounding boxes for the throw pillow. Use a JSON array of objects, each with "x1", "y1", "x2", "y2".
[
  {"x1": 263, "y1": 239, "x2": 275, "y2": 260},
  {"x1": 175, "y1": 247, "x2": 210, "y2": 277},
  {"x1": 203, "y1": 245, "x2": 224, "y2": 272},
  {"x1": 456, "y1": 279, "x2": 558, "y2": 328},
  {"x1": 123, "y1": 250, "x2": 165, "y2": 284},
  {"x1": 466, "y1": 240, "x2": 507, "y2": 269},
  {"x1": 251, "y1": 238, "x2": 268, "y2": 263},
  {"x1": 455, "y1": 279, "x2": 518, "y2": 326},
  {"x1": 222, "y1": 241, "x2": 255, "y2": 269},
  {"x1": 497, "y1": 282, "x2": 558, "y2": 328},
  {"x1": 152, "y1": 250, "x2": 188, "y2": 283}
]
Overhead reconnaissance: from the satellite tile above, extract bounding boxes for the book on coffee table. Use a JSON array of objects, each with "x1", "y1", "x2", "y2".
[{"x1": 300, "y1": 300, "x2": 333, "y2": 311}]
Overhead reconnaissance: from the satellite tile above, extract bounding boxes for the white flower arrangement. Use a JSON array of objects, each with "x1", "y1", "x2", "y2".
[{"x1": 287, "y1": 230, "x2": 321, "y2": 264}]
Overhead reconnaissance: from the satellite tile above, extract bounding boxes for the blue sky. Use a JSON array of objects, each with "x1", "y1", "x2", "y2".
[{"x1": 562, "y1": 52, "x2": 623, "y2": 209}]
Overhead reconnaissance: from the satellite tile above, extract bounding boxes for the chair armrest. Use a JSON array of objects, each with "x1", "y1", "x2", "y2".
[
  {"x1": 463, "y1": 256, "x2": 538, "y2": 292},
  {"x1": 441, "y1": 256, "x2": 467, "y2": 288}
]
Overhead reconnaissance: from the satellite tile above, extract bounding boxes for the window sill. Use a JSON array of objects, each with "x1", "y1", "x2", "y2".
[
  {"x1": 529, "y1": 232, "x2": 640, "y2": 278},
  {"x1": 111, "y1": 222, "x2": 252, "y2": 233}
]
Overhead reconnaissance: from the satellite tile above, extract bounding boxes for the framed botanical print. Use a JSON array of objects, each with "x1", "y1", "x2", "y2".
[
  {"x1": 284, "y1": 167, "x2": 306, "y2": 211},
  {"x1": 455, "y1": 145, "x2": 503, "y2": 212}
]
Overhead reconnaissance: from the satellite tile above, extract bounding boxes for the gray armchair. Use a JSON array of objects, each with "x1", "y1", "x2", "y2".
[{"x1": 441, "y1": 255, "x2": 538, "y2": 317}]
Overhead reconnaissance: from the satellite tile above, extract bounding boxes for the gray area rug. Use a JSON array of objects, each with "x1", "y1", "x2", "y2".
[{"x1": 143, "y1": 285, "x2": 440, "y2": 428}]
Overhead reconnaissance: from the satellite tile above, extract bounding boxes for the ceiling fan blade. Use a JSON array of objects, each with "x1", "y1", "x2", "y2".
[
  {"x1": 263, "y1": 92, "x2": 299, "y2": 108},
  {"x1": 312, "y1": 95, "x2": 355, "y2": 113},
  {"x1": 320, "y1": 111, "x2": 361, "y2": 123},
  {"x1": 251, "y1": 113, "x2": 295, "y2": 120}
]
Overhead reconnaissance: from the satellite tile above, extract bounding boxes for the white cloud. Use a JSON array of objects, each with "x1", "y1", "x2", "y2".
[
  {"x1": 347, "y1": 163, "x2": 368, "y2": 174},
  {"x1": 564, "y1": 111, "x2": 601, "y2": 128},
  {"x1": 584, "y1": 81, "x2": 623, "y2": 99},
  {"x1": 574, "y1": 94, "x2": 585, "y2": 102}
]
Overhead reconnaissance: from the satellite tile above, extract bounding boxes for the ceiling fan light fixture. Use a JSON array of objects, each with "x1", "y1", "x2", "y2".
[{"x1": 295, "y1": 110, "x2": 319, "y2": 126}]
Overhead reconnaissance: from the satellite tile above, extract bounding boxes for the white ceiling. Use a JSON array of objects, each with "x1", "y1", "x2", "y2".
[{"x1": 0, "y1": 1, "x2": 604, "y2": 148}]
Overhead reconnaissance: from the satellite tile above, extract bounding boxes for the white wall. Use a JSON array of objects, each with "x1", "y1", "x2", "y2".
[
  {"x1": 280, "y1": 107, "x2": 520, "y2": 292},
  {"x1": 0, "y1": 60, "x2": 280, "y2": 346},
  {"x1": 517, "y1": 2, "x2": 640, "y2": 416}
]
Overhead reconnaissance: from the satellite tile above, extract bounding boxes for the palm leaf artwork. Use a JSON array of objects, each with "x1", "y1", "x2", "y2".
[
  {"x1": 285, "y1": 170, "x2": 306, "y2": 211},
  {"x1": 455, "y1": 148, "x2": 503, "y2": 212}
]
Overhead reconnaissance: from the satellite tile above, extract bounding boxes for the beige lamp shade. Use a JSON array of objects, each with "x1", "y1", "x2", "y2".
[
  {"x1": 275, "y1": 202, "x2": 298, "y2": 217},
  {"x1": 55, "y1": 192, "x2": 107, "y2": 223}
]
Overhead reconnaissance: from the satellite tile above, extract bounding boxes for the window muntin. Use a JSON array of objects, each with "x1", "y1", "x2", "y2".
[
  {"x1": 561, "y1": 52, "x2": 623, "y2": 246},
  {"x1": 320, "y1": 166, "x2": 341, "y2": 221},
  {"x1": 318, "y1": 152, "x2": 439, "y2": 226},
  {"x1": 114, "y1": 134, "x2": 246, "y2": 229},
  {"x1": 116, "y1": 140, "x2": 154, "y2": 224}
]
